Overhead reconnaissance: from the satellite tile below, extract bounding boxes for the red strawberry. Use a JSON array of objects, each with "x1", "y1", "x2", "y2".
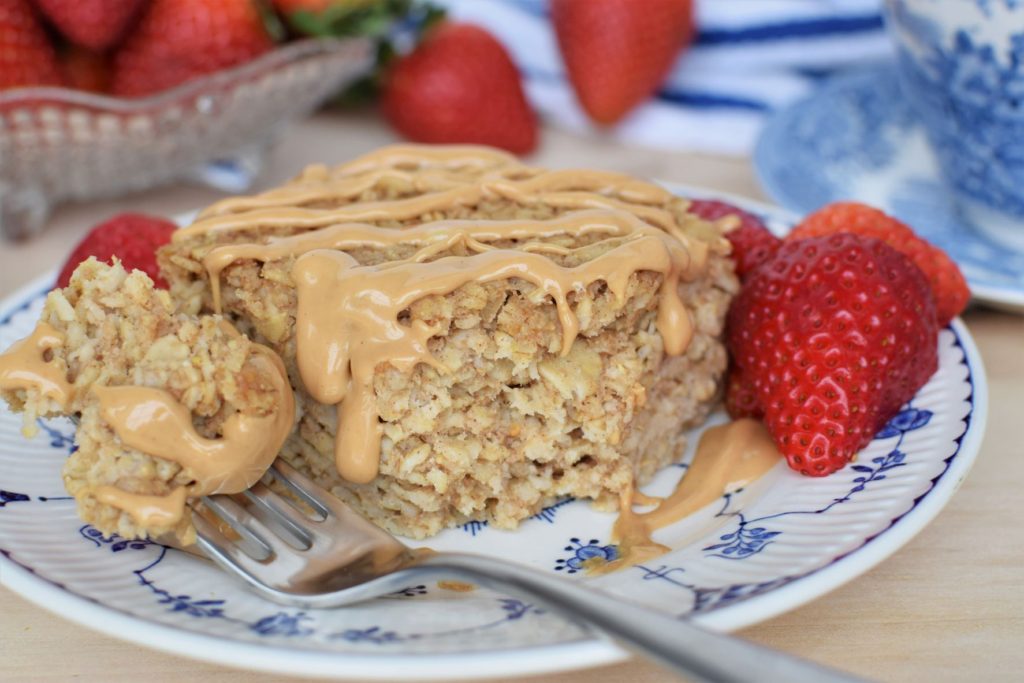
[
  {"x1": 382, "y1": 23, "x2": 537, "y2": 154},
  {"x1": 35, "y1": 0, "x2": 146, "y2": 52},
  {"x1": 60, "y1": 46, "x2": 111, "y2": 93},
  {"x1": 688, "y1": 199, "x2": 780, "y2": 278},
  {"x1": 0, "y1": 0, "x2": 63, "y2": 90},
  {"x1": 552, "y1": 0, "x2": 694, "y2": 125},
  {"x1": 726, "y1": 234, "x2": 939, "y2": 476},
  {"x1": 788, "y1": 202, "x2": 970, "y2": 326},
  {"x1": 56, "y1": 213, "x2": 178, "y2": 289},
  {"x1": 273, "y1": 0, "x2": 333, "y2": 13},
  {"x1": 111, "y1": 0, "x2": 274, "y2": 98}
]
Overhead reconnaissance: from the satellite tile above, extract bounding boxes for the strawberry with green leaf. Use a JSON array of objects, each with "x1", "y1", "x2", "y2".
[{"x1": 275, "y1": 0, "x2": 411, "y2": 38}]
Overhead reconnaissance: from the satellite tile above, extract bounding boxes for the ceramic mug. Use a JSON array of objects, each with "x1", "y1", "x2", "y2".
[{"x1": 884, "y1": 0, "x2": 1024, "y2": 250}]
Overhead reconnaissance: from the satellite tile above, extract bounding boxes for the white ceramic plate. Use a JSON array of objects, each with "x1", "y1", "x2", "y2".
[{"x1": 0, "y1": 190, "x2": 987, "y2": 680}]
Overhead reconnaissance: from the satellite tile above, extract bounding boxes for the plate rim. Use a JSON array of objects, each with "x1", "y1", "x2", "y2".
[
  {"x1": 0, "y1": 185, "x2": 989, "y2": 679},
  {"x1": 751, "y1": 64, "x2": 1024, "y2": 310}
]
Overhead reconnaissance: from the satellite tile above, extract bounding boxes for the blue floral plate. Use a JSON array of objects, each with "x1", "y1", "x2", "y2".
[
  {"x1": 754, "y1": 64, "x2": 1024, "y2": 312},
  {"x1": 0, "y1": 190, "x2": 987, "y2": 680}
]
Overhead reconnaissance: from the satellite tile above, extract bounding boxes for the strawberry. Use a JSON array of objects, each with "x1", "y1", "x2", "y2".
[
  {"x1": 788, "y1": 202, "x2": 970, "y2": 326},
  {"x1": 56, "y1": 214, "x2": 178, "y2": 289},
  {"x1": 726, "y1": 234, "x2": 939, "y2": 476},
  {"x1": 60, "y1": 46, "x2": 111, "y2": 93},
  {"x1": 0, "y1": 0, "x2": 63, "y2": 90},
  {"x1": 35, "y1": 0, "x2": 146, "y2": 52},
  {"x1": 111, "y1": 0, "x2": 274, "y2": 98},
  {"x1": 273, "y1": 0, "x2": 335, "y2": 13},
  {"x1": 688, "y1": 199, "x2": 780, "y2": 278},
  {"x1": 382, "y1": 23, "x2": 537, "y2": 154},
  {"x1": 552, "y1": 0, "x2": 694, "y2": 125}
]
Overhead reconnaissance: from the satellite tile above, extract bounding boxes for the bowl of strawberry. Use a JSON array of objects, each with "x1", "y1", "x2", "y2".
[{"x1": 0, "y1": 0, "x2": 379, "y2": 241}]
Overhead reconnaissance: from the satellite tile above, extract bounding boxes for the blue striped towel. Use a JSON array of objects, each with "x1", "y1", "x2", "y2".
[{"x1": 433, "y1": 0, "x2": 891, "y2": 155}]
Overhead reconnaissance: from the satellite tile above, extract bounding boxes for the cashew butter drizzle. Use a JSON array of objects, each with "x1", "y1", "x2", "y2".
[
  {"x1": 588, "y1": 419, "x2": 781, "y2": 575},
  {"x1": 88, "y1": 346, "x2": 295, "y2": 526},
  {"x1": 0, "y1": 322, "x2": 73, "y2": 409}
]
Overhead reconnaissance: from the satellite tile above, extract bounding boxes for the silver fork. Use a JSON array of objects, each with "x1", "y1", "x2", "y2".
[{"x1": 193, "y1": 460, "x2": 865, "y2": 683}]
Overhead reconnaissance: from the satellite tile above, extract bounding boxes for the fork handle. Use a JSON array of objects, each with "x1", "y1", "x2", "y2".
[{"x1": 420, "y1": 553, "x2": 865, "y2": 683}]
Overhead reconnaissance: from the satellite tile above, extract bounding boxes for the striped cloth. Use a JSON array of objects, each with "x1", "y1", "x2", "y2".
[{"x1": 433, "y1": 0, "x2": 892, "y2": 155}]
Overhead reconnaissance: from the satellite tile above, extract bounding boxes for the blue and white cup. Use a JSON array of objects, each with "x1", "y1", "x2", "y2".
[{"x1": 884, "y1": 0, "x2": 1024, "y2": 250}]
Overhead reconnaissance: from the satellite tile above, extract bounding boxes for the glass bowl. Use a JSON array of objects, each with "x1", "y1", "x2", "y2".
[{"x1": 0, "y1": 37, "x2": 373, "y2": 241}]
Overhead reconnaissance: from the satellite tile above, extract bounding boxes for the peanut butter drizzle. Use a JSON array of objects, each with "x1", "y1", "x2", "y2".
[
  {"x1": 93, "y1": 347, "x2": 294, "y2": 496},
  {"x1": 588, "y1": 419, "x2": 781, "y2": 575},
  {"x1": 202, "y1": 210, "x2": 707, "y2": 313},
  {"x1": 95, "y1": 486, "x2": 188, "y2": 528},
  {"x1": 293, "y1": 225, "x2": 696, "y2": 483},
  {"x1": 333, "y1": 144, "x2": 521, "y2": 176},
  {"x1": 437, "y1": 580, "x2": 476, "y2": 593},
  {"x1": 174, "y1": 145, "x2": 715, "y2": 487},
  {"x1": 173, "y1": 168, "x2": 681, "y2": 242},
  {"x1": 193, "y1": 144, "x2": 524, "y2": 222},
  {"x1": 198, "y1": 146, "x2": 531, "y2": 219},
  {"x1": 198, "y1": 167, "x2": 482, "y2": 219},
  {"x1": 0, "y1": 323, "x2": 74, "y2": 409},
  {"x1": 90, "y1": 346, "x2": 295, "y2": 524}
]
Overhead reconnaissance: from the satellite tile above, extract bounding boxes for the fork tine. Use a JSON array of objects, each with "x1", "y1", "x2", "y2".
[
  {"x1": 267, "y1": 461, "x2": 330, "y2": 519},
  {"x1": 202, "y1": 494, "x2": 297, "y2": 560},
  {"x1": 241, "y1": 482, "x2": 315, "y2": 550},
  {"x1": 192, "y1": 512, "x2": 283, "y2": 593},
  {"x1": 271, "y1": 461, "x2": 413, "y2": 548},
  {"x1": 196, "y1": 496, "x2": 272, "y2": 561}
]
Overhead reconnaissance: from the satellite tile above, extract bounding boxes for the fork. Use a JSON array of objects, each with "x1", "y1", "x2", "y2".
[{"x1": 191, "y1": 460, "x2": 865, "y2": 683}]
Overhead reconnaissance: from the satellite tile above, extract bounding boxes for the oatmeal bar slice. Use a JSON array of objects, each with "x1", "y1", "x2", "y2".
[{"x1": 0, "y1": 259, "x2": 293, "y2": 542}]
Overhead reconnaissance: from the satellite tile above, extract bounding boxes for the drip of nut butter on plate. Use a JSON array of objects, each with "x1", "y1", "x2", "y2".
[{"x1": 589, "y1": 419, "x2": 781, "y2": 575}]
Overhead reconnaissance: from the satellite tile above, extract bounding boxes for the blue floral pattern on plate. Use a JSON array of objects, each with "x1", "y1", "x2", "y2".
[
  {"x1": 755, "y1": 64, "x2": 1024, "y2": 310},
  {"x1": 703, "y1": 406, "x2": 931, "y2": 560},
  {"x1": 0, "y1": 228, "x2": 985, "y2": 680}
]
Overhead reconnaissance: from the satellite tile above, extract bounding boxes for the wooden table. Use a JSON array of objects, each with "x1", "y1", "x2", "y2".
[{"x1": 1, "y1": 114, "x2": 1021, "y2": 683}]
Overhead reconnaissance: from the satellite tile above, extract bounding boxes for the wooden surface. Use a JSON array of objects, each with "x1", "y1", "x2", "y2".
[{"x1": 1, "y1": 113, "x2": 1021, "y2": 683}]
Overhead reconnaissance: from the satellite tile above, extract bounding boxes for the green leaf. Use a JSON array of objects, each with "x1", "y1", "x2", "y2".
[
  {"x1": 256, "y1": 0, "x2": 288, "y2": 42},
  {"x1": 299, "y1": 1, "x2": 447, "y2": 105}
]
